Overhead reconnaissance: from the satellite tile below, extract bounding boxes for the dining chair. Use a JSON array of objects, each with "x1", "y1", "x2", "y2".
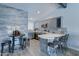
[
  {"x1": 20, "y1": 37, "x2": 29, "y2": 49},
  {"x1": 64, "y1": 34, "x2": 69, "y2": 47},
  {"x1": 19, "y1": 34, "x2": 26, "y2": 50},
  {"x1": 47, "y1": 37, "x2": 59, "y2": 56},
  {"x1": 11, "y1": 34, "x2": 26, "y2": 53},
  {"x1": 58, "y1": 34, "x2": 69, "y2": 54},
  {"x1": 59, "y1": 34, "x2": 69, "y2": 47},
  {"x1": 1, "y1": 39, "x2": 11, "y2": 56}
]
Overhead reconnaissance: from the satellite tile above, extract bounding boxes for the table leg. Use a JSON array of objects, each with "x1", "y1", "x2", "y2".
[
  {"x1": 12, "y1": 36, "x2": 15, "y2": 53},
  {"x1": 1, "y1": 43, "x2": 4, "y2": 56},
  {"x1": 19, "y1": 37, "x2": 24, "y2": 50}
]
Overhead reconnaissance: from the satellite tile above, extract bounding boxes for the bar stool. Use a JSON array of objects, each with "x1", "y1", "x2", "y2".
[{"x1": 1, "y1": 39, "x2": 11, "y2": 56}]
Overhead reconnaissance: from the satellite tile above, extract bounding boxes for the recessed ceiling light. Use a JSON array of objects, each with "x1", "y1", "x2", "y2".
[{"x1": 37, "y1": 10, "x2": 40, "y2": 14}]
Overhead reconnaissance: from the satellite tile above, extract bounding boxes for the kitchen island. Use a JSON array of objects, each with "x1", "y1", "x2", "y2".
[{"x1": 38, "y1": 33, "x2": 65, "y2": 54}]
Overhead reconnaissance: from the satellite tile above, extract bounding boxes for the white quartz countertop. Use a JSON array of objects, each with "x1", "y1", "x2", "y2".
[{"x1": 38, "y1": 33, "x2": 65, "y2": 39}]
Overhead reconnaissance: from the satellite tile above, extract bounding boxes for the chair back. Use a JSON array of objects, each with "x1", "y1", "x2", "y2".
[
  {"x1": 64, "y1": 34, "x2": 69, "y2": 41},
  {"x1": 59, "y1": 34, "x2": 69, "y2": 42},
  {"x1": 53, "y1": 37, "x2": 60, "y2": 45},
  {"x1": 58, "y1": 34, "x2": 69, "y2": 47},
  {"x1": 48, "y1": 37, "x2": 59, "y2": 47}
]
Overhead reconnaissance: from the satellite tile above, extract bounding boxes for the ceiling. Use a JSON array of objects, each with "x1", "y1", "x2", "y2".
[{"x1": 3, "y1": 3, "x2": 60, "y2": 22}]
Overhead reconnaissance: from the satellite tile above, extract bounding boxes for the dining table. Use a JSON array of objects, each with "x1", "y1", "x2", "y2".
[{"x1": 9, "y1": 34, "x2": 25, "y2": 53}]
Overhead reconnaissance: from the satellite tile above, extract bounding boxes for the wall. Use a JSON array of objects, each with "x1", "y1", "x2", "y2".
[
  {"x1": 62, "y1": 4, "x2": 79, "y2": 51},
  {"x1": 0, "y1": 4, "x2": 28, "y2": 42}
]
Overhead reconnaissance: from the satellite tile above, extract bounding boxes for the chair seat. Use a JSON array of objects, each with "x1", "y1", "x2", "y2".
[
  {"x1": 48, "y1": 42, "x2": 58, "y2": 48},
  {"x1": 2, "y1": 39, "x2": 11, "y2": 43},
  {"x1": 1, "y1": 39, "x2": 11, "y2": 56},
  {"x1": 1, "y1": 39, "x2": 11, "y2": 45},
  {"x1": 48, "y1": 42, "x2": 54, "y2": 47}
]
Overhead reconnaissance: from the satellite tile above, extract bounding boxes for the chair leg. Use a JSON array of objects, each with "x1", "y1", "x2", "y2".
[
  {"x1": 1, "y1": 44, "x2": 4, "y2": 56},
  {"x1": 22, "y1": 38, "x2": 27, "y2": 49},
  {"x1": 23, "y1": 38, "x2": 27, "y2": 48},
  {"x1": 8, "y1": 42, "x2": 11, "y2": 53},
  {"x1": 11, "y1": 41, "x2": 15, "y2": 53},
  {"x1": 55, "y1": 48, "x2": 58, "y2": 55},
  {"x1": 19, "y1": 38, "x2": 24, "y2": 50},
  {"x1": 19, "y1": 38, "x2": 21, "y2": 47},
  {"x1": 27, "y1": 39, "x2": 30, "y2": 47},
  {"x1": 24, "y1": 41, "x2": 27, "y2": 48}
]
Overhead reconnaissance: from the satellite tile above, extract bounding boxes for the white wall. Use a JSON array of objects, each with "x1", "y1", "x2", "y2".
[{"x1": 63, "y1": 4, "x2": 79, "y2": 50}]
